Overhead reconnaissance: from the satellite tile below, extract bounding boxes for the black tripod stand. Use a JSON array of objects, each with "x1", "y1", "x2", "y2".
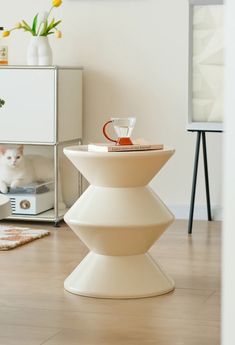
[{"x1": 188, "y1": 130, "x2": 222, "y2": 234}]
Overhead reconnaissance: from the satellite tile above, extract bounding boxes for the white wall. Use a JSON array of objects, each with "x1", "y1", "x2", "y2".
[
  {"x1": 222, "y1": 0, "x2": 235, "y2": 343},
  {"x1": 1, "y1": 0, "x2": 223, "y2": 218}
]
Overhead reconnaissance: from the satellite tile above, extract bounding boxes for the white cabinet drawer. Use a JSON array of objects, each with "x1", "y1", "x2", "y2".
[{"x1": 0, "y1": 69, "x2": 55, "y2": 143}]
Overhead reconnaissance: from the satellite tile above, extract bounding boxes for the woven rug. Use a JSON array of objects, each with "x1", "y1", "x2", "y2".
[{"x1": 0, "y1": 226, "x2": 50, "y2": 250}]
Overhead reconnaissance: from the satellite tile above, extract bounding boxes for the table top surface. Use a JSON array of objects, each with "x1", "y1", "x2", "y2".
[{"x1": 64, "y1": 145, "x2": 175, "y2": 156}]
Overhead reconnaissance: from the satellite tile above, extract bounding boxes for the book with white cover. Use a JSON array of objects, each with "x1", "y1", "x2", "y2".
[{"x1": 87, "y1": 143, "x2": 164, "y2": 152}]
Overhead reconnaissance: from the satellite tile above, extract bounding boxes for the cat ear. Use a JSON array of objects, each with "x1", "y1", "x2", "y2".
[
  {"x1": 0, "y1": 146, "x2": 6, "y2": 155},
  {"x1": 18, "y1": 145, "x2": 24, "y2": 154}
]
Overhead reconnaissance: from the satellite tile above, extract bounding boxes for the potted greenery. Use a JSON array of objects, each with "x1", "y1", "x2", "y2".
[{"x1": 2, "y1": 0, "x2": 62, "y2": 65}]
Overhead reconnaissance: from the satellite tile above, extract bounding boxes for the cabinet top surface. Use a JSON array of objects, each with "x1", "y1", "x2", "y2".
[{"x1": 0, "y1": 65, "x2": 83, "y2": 70}]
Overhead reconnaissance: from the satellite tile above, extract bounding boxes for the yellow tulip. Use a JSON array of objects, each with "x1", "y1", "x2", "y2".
[
  {"x1": 52, "y1": 0, "x2": 62, "y2": 7},
  {"x1": 55, "y1": 30, "x2": 62, "y2": 38},
  {"x1": 2, "y1": 31, "x2": 10, "y2": 37}
]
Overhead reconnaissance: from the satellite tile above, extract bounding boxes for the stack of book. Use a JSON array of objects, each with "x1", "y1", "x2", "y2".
[{"x1": 87, "y1": 143, "x2": 164, "y2": 152}]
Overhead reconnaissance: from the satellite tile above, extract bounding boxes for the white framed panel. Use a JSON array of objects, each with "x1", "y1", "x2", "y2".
[
  {"x1": 0, "y1": 68, "x2": 55, "y2": 143},
  {"x1": 188, "y1": 0, "x2": 224, "y2": 131}
]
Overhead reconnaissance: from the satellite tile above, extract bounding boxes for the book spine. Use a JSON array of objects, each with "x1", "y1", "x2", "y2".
[{"x1": 108, "y1": 145, "x2": 162, "y2": 152}]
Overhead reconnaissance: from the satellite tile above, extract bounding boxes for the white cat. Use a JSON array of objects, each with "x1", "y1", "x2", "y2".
[{"x1": 0, "y1": 145, "x2": 66, "y2": 209}]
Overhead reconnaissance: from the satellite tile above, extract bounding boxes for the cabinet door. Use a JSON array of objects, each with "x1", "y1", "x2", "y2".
[{"x1": 0, "y1": 69, "x2": 55, "y2": 143}]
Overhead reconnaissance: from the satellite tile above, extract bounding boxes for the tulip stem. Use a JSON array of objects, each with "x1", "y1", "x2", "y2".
[
  {"x1": 36, "y1": 22, "x2": 43, "y2": 36},
  {"x1": 48, "y1": 6, "x2": 54, "y2": 19}
]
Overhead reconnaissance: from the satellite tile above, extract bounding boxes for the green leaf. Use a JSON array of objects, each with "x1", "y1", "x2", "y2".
[
  {"x1": 40, "y1": 19, "x2": 48, "y2": 36},
  {"x1": 51, "y1": 20, "x2": 61, "y2": 29},
  {"x1": 22, "y1": 20, "x2": 34, "y2": 34},
  {"x1": 22, "y1": 20, "x2": 31, "y2": 30},
  {"x1": 21, "y1": 27, "x2": 31, "y2": 33},
  {"x1": 43, "y1": 19, "x2": 61, "y2": 36},
  {"x1": 47, "y1": 18, "x2": 55, "y2": 31},
  {"x1": 32, "y1": 13, "x2": 39, "y2": 36}
]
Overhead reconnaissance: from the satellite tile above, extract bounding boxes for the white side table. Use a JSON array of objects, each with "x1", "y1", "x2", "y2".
[
  {"x1": 63, "y1": 146, "x2": 175, "y2": 299},
  {"x1": 0, "y1": 195, "x2": 11, "y2": 219}
]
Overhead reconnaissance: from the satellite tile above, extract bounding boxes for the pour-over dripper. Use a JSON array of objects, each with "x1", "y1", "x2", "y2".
[{"x1": 103, "y1": 117, "x2": 136, "y2": 145}]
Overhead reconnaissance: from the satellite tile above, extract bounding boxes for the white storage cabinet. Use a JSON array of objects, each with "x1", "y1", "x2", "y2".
[{"x1": 0, "y1": 66, "x2": 83, "y2": 225}]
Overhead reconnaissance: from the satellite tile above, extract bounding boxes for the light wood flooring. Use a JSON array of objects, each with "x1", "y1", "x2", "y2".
[{"x1": 0, "y1": 220, "x2": 221, "y2": 345}]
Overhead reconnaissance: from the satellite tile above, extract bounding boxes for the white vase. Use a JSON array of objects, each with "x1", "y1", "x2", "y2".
[{"x1": 27, "y1": 36, "x2": 53, "y2": 66}]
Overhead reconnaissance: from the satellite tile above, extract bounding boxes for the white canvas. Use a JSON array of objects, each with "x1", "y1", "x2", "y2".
[{"x1": 192, "y1": 5, "x2": 224, "y2": 123}]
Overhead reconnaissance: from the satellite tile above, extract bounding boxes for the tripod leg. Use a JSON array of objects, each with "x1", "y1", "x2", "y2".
[
  {"x1": 202, "y1": 132, "x2": 212, "y2": 221},
  {"x1": 188, "y1": 131, "x2": 201, "y2": 234}
]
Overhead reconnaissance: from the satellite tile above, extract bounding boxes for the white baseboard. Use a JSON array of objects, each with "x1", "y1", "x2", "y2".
[{"x1": 168, "y1": 204, "x2": 223, "y2": 221}]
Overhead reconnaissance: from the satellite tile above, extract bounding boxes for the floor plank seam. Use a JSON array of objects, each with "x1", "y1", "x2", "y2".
[
  {"x1": 40, "y1": 330, "x2": 63, "y2": 345},
  {"x1": 203, "y1": 290, "x2": 218, "y2": 303}
]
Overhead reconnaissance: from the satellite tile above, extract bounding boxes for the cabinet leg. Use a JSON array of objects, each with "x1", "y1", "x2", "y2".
[
  {"x1": 54, "y1": 145, "x2": 59, "y2": 221},
  {"x1": 54, "y1": 221, "x2": 60, "y2": 227}
]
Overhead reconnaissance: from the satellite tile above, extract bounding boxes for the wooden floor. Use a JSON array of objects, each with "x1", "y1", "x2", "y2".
[{"x1": 0, "y1": 220, "x2": 221, "y2": 345}]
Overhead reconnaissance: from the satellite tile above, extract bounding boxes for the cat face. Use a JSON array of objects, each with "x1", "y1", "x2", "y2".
[{"x1": 0, "y1": 145, "x2": 24, "y2": 168}]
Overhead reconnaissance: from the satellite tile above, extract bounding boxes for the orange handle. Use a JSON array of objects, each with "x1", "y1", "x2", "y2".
[{"x1": 102, "y1": 120, "x2": 117, "y2": 143}]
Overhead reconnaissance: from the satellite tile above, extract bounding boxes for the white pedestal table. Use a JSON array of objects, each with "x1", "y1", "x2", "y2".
[{"x1": 63, "y1": 146, "x2": 175, "y2": 299}]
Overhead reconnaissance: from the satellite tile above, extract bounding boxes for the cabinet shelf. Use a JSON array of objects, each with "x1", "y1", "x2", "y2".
[{"x1": 0, "y1": 66, "x2": 83, "y2": 225}]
